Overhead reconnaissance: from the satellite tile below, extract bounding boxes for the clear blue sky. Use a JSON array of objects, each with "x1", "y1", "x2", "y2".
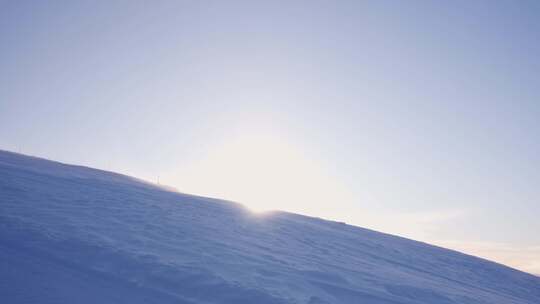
[{"x1": 1, "y1": 1, "x2": 539, "y2": 274}]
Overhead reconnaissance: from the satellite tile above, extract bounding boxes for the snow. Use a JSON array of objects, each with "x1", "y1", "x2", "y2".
[{"x1": 1, "y1": 149, "x2": 539, "y2": 303}]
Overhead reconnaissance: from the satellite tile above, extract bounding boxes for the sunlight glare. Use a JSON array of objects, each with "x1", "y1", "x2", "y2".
[{"x1": 171, "y1": 133, "x2": 355, "y2": 219}]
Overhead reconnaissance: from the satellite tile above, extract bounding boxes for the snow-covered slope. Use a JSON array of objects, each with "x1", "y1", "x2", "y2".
[{"x1": 1, "y1": 150, "x2": 539, "y2": 304}]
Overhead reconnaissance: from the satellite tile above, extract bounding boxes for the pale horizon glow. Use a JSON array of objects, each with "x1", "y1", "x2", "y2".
[{"x1": 168, "y1": 131, "x2": 356, "y2": 216}]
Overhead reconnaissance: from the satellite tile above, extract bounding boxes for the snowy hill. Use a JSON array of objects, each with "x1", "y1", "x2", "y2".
[{"x1": 1, "y1": 150, "x2": 539, "y2": 304}]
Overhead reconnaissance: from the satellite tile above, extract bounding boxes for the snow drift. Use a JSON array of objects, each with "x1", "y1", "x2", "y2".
[{"x1": 0, "y1": 150, "x2": 539, "y2": 303}]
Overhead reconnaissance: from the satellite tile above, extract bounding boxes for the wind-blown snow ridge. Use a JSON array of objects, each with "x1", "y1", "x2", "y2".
[{"x1": 1, "y1": 150, "x2": 539, "y2": 303}]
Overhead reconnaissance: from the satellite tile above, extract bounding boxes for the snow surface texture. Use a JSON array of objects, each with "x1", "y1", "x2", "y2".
[{"x1": 1, "y1": 150, "x2": 539, "y2": 304}]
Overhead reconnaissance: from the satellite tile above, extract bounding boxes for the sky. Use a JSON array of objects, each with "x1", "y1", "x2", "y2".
[{"x1": 1, "y1": 1, "x2": 539, "y2": 274}]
